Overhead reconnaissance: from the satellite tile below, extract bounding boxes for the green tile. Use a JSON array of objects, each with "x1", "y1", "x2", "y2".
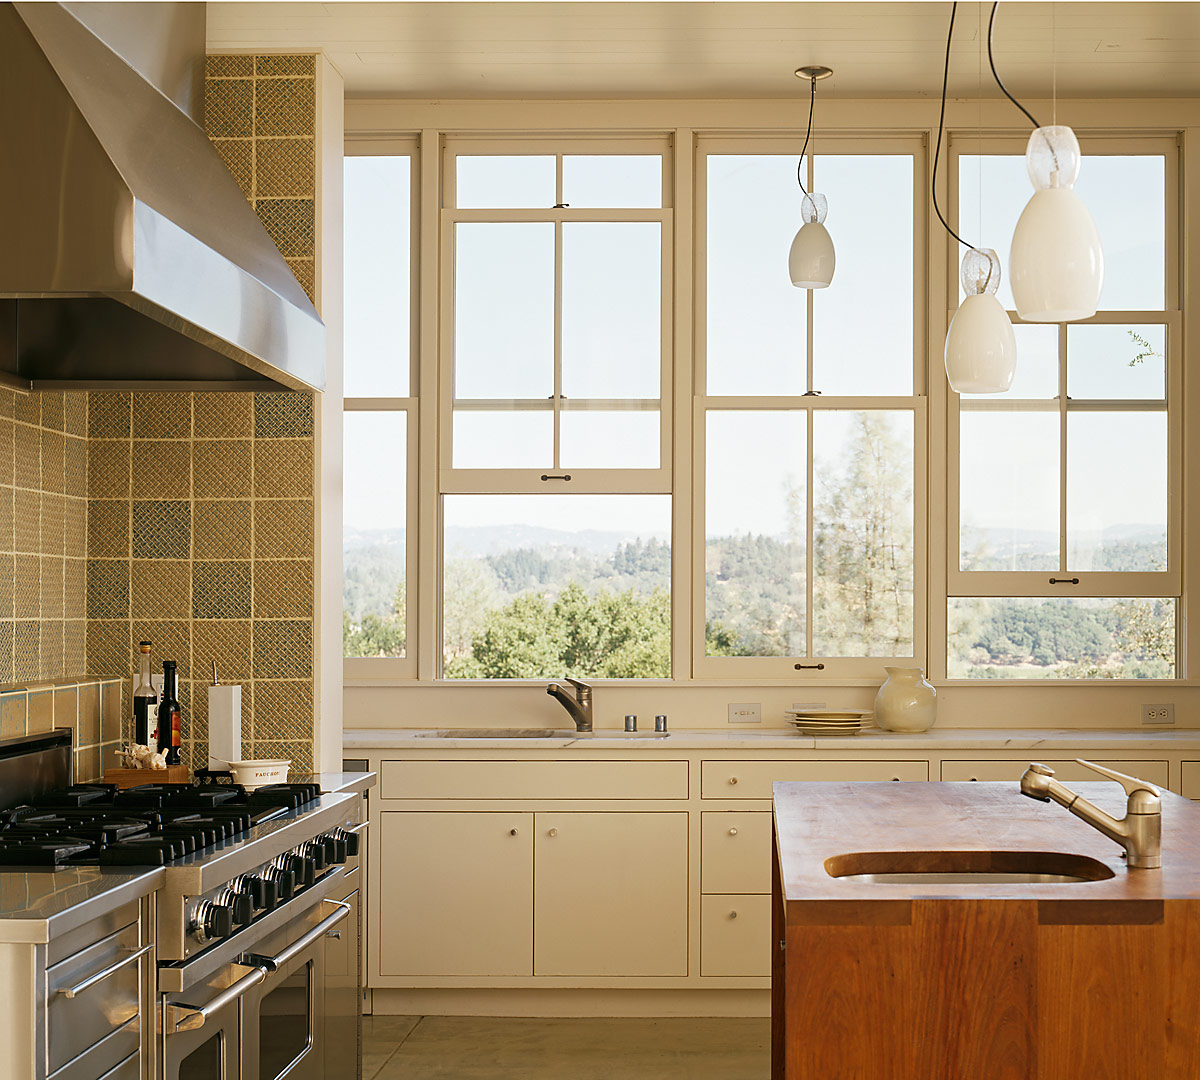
[
  {"x1": 193, "y1": 562, "x2": 252, "y2": 619},
  {"x1": 254, "y1": 392, "x2": 314, "y2": 438},
  {"x1": 132, "y1": 501, "x2": 190, "y2": 559},
  {"x1": 87, "y1": 560, "x2": 129, "y2": 619}
]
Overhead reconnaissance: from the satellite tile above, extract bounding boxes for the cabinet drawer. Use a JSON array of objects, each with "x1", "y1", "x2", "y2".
[
  {"x1": 46, "y1": 923, "x2": 143, "y2": 1075},
  {"x1": 701, "y1": 760, "x2": 927, "y2": 799},
  {"x1": 702, "y1": 812, "x2": 772, "y2": 894},
  {"x1": 941, "y1": 759, "x2": 1169, "y2": 788},
  {"x1": 1178, "y1": 762, "x2": 1200, "y2": 800},
  {"x1": 701, "y1": 895, "x2": 771, "y2": 977},
  {"x1": 381, "y1": 759, "x2": 689, "y2": 800}
]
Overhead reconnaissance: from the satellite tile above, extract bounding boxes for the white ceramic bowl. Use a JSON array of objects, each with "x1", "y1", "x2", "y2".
[{"x1": 228, "y1": 759, "x2": 291, "y2": 790}]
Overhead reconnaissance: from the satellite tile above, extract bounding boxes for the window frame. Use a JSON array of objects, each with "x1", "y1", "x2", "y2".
[
  {"x1": 944, "y1": 133, "x2": 1182, "y2": 681},
  {"x1": 693, "y1": 134, "x2": 929, "y2": 681},
  {"x1": 342, "y1": 136, "x2": 420, "y2": 683},
  {"x1": 438, "y1": 136, "x2": 674, "y2": 496}
]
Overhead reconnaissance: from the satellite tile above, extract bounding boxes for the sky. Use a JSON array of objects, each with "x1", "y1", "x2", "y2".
[{"x1": 343, "y1": 149, "x2": 1168, "y2": 550}]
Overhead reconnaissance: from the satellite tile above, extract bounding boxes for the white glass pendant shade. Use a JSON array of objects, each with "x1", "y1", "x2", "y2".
[
  {"x1": 945, "y1": 248, "x2": 1016, "y2": 395},
  {"x1": 789, "y1": 193, "x2": 835, "y2": 289},
  {"x1": 1009, "y1": 126, "x2": 1103, "y2": 322}
]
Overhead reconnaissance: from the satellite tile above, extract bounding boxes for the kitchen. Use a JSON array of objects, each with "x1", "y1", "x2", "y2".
[{"x1": 2, "y1": 1, "x2": 1200, "y2": 1077}]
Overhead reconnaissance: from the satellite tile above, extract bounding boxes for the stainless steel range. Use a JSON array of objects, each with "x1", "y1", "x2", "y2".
[{"x1": 0, "y1": 730, "x2": 370, "y2": 1080}]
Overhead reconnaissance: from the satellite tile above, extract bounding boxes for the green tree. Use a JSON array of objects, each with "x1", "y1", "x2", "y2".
[
  {"x1": 443, "y1": 557, "x2": 502, "y2": 664},
  {"x1": 343, "y1": 580, "x2": 406, "y2": 657}
]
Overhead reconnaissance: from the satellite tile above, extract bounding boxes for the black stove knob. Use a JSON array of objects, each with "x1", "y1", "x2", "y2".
[
  {"x1": 302, "y1": 840, "x2": 327, "y2": 872},
  {"x1": 321, "y1": 833, "x2": 347, "y2": 865},
  {"x1": 287, "y1": 852, "x2": 316, "y2": 887},
  {"x1": 265, "y1": 865, "x2": 295, "y2": 902},
  {"x1": 245, "y1": 874, "x2": 279, "y2": 912},
  {"x1": 230, "y1": 892, "x2": 253, "y2": 925},
  {"x1": 193, "y1": 900, "x2": 234, "y2": 944},
  {"x1": 332, "y1": 826, "x2": 360, "y2": 857}
]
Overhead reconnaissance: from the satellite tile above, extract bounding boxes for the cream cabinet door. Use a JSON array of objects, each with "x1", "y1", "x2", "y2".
[
  {"x1": 534, "y1": 812, "x2": 688, "y2": 977},
  {"x1": 700, "y1": 895, "x2": 772, "y2": 977},
  {"x1": 378, "y1": 811, "x2": 533, "y2": 977},
  {"x1": 941, "y1": 759, "x2": 1169, "y2": 788},
  {"x1": 701, "y1": 811, "x2": 773, "y2": 894}
]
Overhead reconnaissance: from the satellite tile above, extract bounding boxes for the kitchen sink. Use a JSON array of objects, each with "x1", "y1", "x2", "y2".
[
  {"x1": 415, "y1": 728, "x2": 669, "y2": 740},
  {"x1": 824, "y1": 849, "x2": 1115, "y2": 885}
]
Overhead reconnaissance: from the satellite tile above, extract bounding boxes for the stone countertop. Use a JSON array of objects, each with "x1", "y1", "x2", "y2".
[
  {"x1": 774, "y1": 781, "x2": 1200, "y2": 905},
  {"x1": 0, "y1": 867, "x2": 163, "y2": 944},
  {"x1": 343, "y1": 728, "x2": 1200, "y2": 751}
]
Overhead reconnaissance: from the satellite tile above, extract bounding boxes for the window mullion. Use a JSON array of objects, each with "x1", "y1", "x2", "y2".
[
  {"x1": 806, "y1": 402, "x2": 815, "y2": 658},
  {"x1": 1059, "y1": 321, "x2": 1069, "y2": 572},
  {"x1": 553, "y1": 218, "x2": 563, "y2": 470}
]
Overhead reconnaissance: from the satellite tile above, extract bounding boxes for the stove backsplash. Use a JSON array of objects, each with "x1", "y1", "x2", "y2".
[
  {"x1": 0, "y1": 677, "x2": 121, "y2": 781},
  {"x1": 0, "y1": 56, "x2": 321, "y2": 778}
]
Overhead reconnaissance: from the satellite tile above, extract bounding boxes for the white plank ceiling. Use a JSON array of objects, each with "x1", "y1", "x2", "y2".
[{"x1": 207, "y1": 2, "x2": 1200, "y2": 99}]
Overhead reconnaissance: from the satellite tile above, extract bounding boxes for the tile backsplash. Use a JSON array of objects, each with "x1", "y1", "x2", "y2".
[
  {"x1": 85, "y1": 391, "x2": 316, "y2": 773},
  {"x1": 0, "y1": 54, "x2": 321, "y2": 775}
]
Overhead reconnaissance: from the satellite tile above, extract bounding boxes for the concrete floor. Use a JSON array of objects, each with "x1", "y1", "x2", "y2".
[{"x1": 363, "y1": 1015, "x2": 771, "y2": 1079}]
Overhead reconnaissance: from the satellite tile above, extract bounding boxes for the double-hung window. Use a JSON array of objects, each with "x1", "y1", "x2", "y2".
[
  {"x1": 342, "y1": 141, "x2": 418, "y2": 678},
  {"x1": 439, "y1": 140, "x2": 673, "y2": 679},
  {"x1": 696, "y1": 137, "x2": 927, "y2": 679},
  {"x1": 947, "y1": 136, "x2": 1179, "y2": 679}
]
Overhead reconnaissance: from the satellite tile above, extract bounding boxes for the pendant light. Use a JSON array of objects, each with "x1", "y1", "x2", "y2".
[
  {"x1": 788, "y1": 66, "x2": 835, "y2": 289},
  {"x1": 934, "y1": 3, "x2": 1016, "y2": 394},
  {"x1": 988, "y1": 2, "x2": 1103, "y2": 321}
]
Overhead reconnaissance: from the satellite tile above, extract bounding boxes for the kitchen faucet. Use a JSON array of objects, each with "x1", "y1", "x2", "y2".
[
  {"x1": 1019, "y1": 759, "x2": 1162, "y2": 869},
  {"x1": 546, "y1": 678, "x2": 593, "y2": 732}
]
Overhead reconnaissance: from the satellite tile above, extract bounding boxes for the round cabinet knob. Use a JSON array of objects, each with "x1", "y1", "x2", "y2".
[
  {"x1": 548, "y1": 828, "x2": 558, "y2": 837},
  {"x1": 729, "y1": 776, "x2": 739, "y2": 785},
  {"x1": 728, "y1": 827, "x2": 739, "y2": 836},
  {"x1": 509, "y1": 828, "x2": 518, "y2": 836},
  {"x1": 729, "y1": 910, "x2": 739, "y2": 920}
]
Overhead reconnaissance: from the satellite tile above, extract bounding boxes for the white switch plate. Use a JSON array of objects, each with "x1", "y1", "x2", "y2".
[{"x1": 728, "y1": 702, "x2": 761, "y2": 724}]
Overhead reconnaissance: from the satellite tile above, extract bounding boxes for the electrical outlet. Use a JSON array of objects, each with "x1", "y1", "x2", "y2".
[
  {"x1": 728, "y1": 702, "x2": 761, "y2": 724},
  {"x1": 1141, "y1": 704, "x2": 1175, "y2": 725}
]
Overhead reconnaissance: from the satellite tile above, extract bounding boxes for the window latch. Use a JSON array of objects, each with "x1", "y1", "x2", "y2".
[
  {"x1": 540, "y1": 474, "x2": 572, "y2": 482},
  {"x1": 802, "y1": 390, "x2": 822, "y2": 397},
  {"x1": 553, "y1": 203, "x2": 570, "y2": 208},
  {"x1": 1048, "y1": 577, "x2": 1080, "y2": 585},
  {"x1": 794, "y1": 662, "x2": 826, "y2": 670}
]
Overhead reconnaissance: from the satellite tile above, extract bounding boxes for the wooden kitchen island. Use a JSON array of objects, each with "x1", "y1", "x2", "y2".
[{"x1": 772, "y1": 780, "x2": 1200, "y2": 1079}]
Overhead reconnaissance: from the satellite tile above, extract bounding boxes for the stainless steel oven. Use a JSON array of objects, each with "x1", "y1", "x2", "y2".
[{"x1": 160, "y1": 868, "x2": 351, "y2": 1080}]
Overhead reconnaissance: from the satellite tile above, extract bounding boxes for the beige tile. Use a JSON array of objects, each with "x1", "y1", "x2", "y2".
[
  {"x1": 253, "y1": 438, "x2": 313, "y2": 498},
  {"x1": 194, "y1": 394, "x2": 254, "y2": 439},
  {"x1": 363, "y1": 1016, "x2": 422, "y2": 1080},
  {"x1": 247, "y1": 738, "x2": 311, "y2": 773},
  {"x1": 133, "y1": 620, "x2": 190, "y2": 680},
  {"x1": 133, "y1": 393, "x2": 191, "y2": 439},
  {"x1": 252, "y1": 679, "x2": 312, "y2": 741},
  {"x1": 13, "y1": 392, "x2": 39, "y2": 427},
  {"x1": 55, "y1": 686, "x2": 82, "y2": 741},
  {"x1": 40, "y1": 557, "x2": 63, "y2": 619},
  {"x1": 254, "y1": 77, "x2": 315, "y2": 137},
  {"x1": 132, "y1": 501, "x2": 190, "y2": 559},
  {"x1": 206, "y1": 53, "x2": 254, "y2": 78},
  {"x1": 192, "y1": 620, "x2": 253, "y2": 681},
  {"x1": 14, "y1": 622, "x2": 38, "y2": 682},
  {"x1": 374, "y1": 1017, "x2": 772, "y2": 1080},
  {"x1": 40, "y1": 621, "x2": 63, "y2": 680},
  {"x1": 255, "y1": 138, "x2": 314, "y2": 198},
  {"x1": 40, "y1": 430, "x2": 65, "y2": 494},
  {"x1": 256, "y1": 199, "x2": 315, "y2": 258},
  {"x1": 194, "y1": 440, "x2": 251, "y2": 498},
  {"x1": 64, "y1": 559, "x2": 86, "y2": 621},
  {"x1": 64, "y1": 619, "x2": 85, "y2": 676},
  {"x1": 193, "y1": 562, "x2": 252, "y2": 619},
  {"x1": 131, "y1": 560, "x2": 191, "y2": 620},
  {"x1": 89, "y1": 500, "x2": 129, "y2": 558},
  {"x1": 14, "y1": 489, "x2": 38, "y2": 554},
  {"x1": 63, "y1": 393, "x2": 88, "y2": 438},
  {"x1": 65, "y1": 437, "x2": 88, "y2": 499},
  {"x1": 87, "y1": 560, "x2": 129, "y2": 619},
  {"x1": 205, "y1": 77, "x2": 253, "y2": 137},
  {"x1": 15, "y1": 556, "x2": 38, "y2": 619},
  {"x1": 254, "y1": 560, "x2": 312, "y2": 619},
  {"x1": 194, "y1": 501, "x2": 252, "y2": 560},
  {"x1": 87, "y1": 621, "x2": 130, "y2": 682},
  {"x1": 27, "y1": 689, "x2": 51, "y2": 733},
  {"x1": 39, "y1": 391, "x2": 64, "y2": 432},
  {"x1": 138, "y1": 441, "x2": 191, "y2": 499},
  {"x1": 14, "y1": 420, "x2": 39, "y2": 489},
  {"x1": 214, "y1": 138, "x2": 254, "y2": 199},
  {"x1": 40, "y1": 492, "x2": 65, "y2": 555},
  {"x1": 65, "y1": 494, "x2": 87, "y2": 555},
  {"x1": 252, "y1": 620, "x2": 311, "y2": 679},
  {"x1": 0, "y1": 419, "x2": 14, "y2": 487},
  {"x1": 101, "y1": 679, "x2": 124, "y2": 743},
  {"x1": 254, "y1": 500, "x2": 313, "y2": 559},
  {"x1": 255, "y1": 54, "x2": 315, "y2": 77},
  {"x1": 88, "y1": 440, "x2": 130, "y2": 499}
]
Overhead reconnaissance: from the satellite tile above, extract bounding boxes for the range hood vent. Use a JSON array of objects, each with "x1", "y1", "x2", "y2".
[{"x1": 0, "y1": 2, "x2": 325, "y2": 391}]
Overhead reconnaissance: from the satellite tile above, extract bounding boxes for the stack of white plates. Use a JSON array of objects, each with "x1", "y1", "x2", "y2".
[{"x1": 784, "y1": 709, "x2": 874, "y2": 736}]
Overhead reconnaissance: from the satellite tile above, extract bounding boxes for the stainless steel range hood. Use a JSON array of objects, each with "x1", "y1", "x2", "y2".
[{"x1": 0, "y1": 2, "x2": 325, "y2": 391}]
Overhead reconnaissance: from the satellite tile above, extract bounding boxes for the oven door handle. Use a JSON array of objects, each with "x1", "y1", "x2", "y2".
[
  {"x1": 242, "y1": 899, "x2": 352, "y2": 974},
  {"x1": 165, "y1": 963, "x2": 267, "y2": 1034}
]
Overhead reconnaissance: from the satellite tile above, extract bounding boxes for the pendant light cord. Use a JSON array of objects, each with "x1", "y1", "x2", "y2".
[
  {"x1": 931, "y1": 2, "x2": 973, "y2": 250},
  {"x1": 987, "y1": 1, "x2": 1040, "y2": 128},
  {"x1": 796, "y1": 75, "x2": 816, "y2": 197}
]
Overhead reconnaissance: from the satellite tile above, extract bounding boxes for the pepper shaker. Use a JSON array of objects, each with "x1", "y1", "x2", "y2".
[{"x1": 624, "y1": 714, "x2": 638, "y2": 732}]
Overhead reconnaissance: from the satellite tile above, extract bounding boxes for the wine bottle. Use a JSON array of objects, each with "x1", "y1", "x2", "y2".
[
  {"x1": 159, "y1": 660, "x2": 183, "y2": 767},
  {"x1": 133, "y1": 641, "x2": 157, "y2": 748}
]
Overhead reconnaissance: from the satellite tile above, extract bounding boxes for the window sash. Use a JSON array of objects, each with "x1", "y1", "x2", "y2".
[{"x1": 438, "y1": 208, "x2": 674, "y2": 494}]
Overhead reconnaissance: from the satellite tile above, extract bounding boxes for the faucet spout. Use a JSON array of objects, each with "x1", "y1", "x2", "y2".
[
  {"x1": 546, "y1": 678, "x2": 594, "y2": 732},
  {"x1": 1019, "y1": 760, "x2": 1162, "y2": 870}
]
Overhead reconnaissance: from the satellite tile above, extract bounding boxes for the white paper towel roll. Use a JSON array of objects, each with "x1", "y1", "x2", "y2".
[{"x1": 208, "y1": 684, "x2": 242, "y2": 769}]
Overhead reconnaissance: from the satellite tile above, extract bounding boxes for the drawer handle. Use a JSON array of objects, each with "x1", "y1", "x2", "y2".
[
  {"x1": 509, "y1": 828, "x2": 519, "y2": 836},
  {"x1": 729, "y1": 910, "x2": 738, "y2": 919},
  {"x1": 728, "y1": 827, "x2": 739, "y2": 836},
  {"x1": 891, "y1": 777, "x2": 900, "y2": 782},
  {"x1": 59, "y1": 943, "x2": 153, "y2": 999},
  {"x1": 244, "y1": 899, "x2": 351, "y2": 974},
  {"x1": 344, "y1": 820, "x2": 370, "y2": 836},
  {"x1": 729, "y1": 776, "x2": 739, "y2": 785},
  {"x1": 548, "y1": 828, "x2": 558, "y2": 837}
]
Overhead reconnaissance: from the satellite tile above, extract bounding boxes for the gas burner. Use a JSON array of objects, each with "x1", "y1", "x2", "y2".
[{"x1": 0, "y1": 838, "x2": 93, "y2": 865}]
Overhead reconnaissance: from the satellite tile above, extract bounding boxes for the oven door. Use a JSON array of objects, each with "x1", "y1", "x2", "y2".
[
  {"x1": 161, "y1": 962, "x2": 260, "y2": 1080},
  {"x1": 240, "y1": 895, "x2": 352, "y2": 1080}
]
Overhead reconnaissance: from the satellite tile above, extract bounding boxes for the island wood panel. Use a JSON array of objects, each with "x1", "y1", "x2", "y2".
[{"x1": 1166, "y1": 901, "x2": 1200, "y2": 1075}]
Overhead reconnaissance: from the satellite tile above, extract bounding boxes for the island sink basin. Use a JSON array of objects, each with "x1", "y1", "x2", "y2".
[{"x1": 824, "y1": 849, "x2": 1115, "y2": 885}]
